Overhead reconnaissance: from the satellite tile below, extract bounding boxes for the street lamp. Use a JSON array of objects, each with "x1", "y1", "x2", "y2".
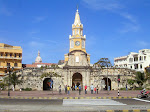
[{"x1": 6, "y1": 65, "x2": 14, "y2": 96}]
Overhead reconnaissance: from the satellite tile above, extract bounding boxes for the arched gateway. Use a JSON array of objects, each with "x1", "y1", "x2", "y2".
[
  {"x1": 43, "y1": 78, "x2": 53, "y2": 90},
  {"x1": 72, "y1": 73, "x2": 82, "y2": 88},
  {"x1": 102, "y1": 78, "x2": 111, "y2": 90}
]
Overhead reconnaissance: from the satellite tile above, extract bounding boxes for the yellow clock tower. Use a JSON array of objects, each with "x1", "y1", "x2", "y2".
[
  {"x1": 69, "y1": 9, "x2": 86, "y2": 53},
  {"x1": 64, "y1": 9, "x2": 90, "y2": 66}
]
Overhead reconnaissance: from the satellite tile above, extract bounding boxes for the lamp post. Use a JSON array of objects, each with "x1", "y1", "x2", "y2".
[{"x1": 6, "y1": 65, "x2": 14, "y2": 96}]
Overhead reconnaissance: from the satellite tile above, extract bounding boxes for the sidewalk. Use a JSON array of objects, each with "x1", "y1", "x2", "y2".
[{"x1": 0, "y1": 90, "x2": 139, "y2": 99}]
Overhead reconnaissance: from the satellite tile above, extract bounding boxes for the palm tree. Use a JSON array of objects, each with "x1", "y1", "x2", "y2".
[
  {"x1": 4, "y1": 72, "x2": 22, "y2": 89},
  {"x1": 135, "y1": 71, "x2": 147, "y2": 88}
]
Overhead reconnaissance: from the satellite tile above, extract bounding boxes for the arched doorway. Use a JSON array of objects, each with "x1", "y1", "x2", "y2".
[
  {"x1": 72, "y1": 73, "x2": 82, "y2": 88},
  {"x1": 102, "y1": 78, "x2": 111, "y2": 90},
  {"x1": 43, "y1": 78, "x2": 53, "y2": 90}
]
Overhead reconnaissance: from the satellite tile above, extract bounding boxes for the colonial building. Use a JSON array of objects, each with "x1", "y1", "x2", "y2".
[
  {"x1": 22, "y1": 51, "x2": 56, "y2": 68},
  {"x1": 114, "y1": 49, "x2": 150, "y2": 72},
  {"x1": 0, "y1": 43, "x2": 22, "y2": 77},
  {"x1": 14, "y1": 9, "x2": 135, "y2": 91}
]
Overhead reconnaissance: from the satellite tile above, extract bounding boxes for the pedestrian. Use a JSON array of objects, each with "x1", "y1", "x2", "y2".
[
  {"x1": 85, "y1": 85, "x2": 87, "y2": 94},
  {"x1": 90, "y1": 84, "x2": 94, "y2": 94},
  {"x1": 94, "y1": 87, "x2": 96, "y2": 94},
  {"x1": 126, "y1": 84, "x2": 128, "y2": 91},
  {"x1": 59, "y1": 85, "x2": 61, "y2": 94},
  {"x1": 79, "y1": 85, "x2": 81, "y2": 95},
  {"x1": 65, "y1": 85, "x2": 67, "y2": 94},
  {"x1": 96, "y1": 85, "x2": 99, "y2": 94},
  {"x1": 67, "y1": 85, "x2": 70, "y2": 95},
  {"x1": 75, "y1": 85, "x2": 77, "y2": 90}
]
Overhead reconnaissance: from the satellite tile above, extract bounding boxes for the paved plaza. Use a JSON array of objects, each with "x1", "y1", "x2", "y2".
[{"x1": 0, "y1": 90, "x2": 140, "y2": 99}]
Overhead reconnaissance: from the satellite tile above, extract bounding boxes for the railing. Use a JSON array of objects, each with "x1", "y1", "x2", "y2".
[
  {"x1": 0, "y1": 66, "x2": 21, "y2": 69},
  {"x1": 0, "y1": 56, "x2": 22, "y2": 60},
  {"x1": 0, "y1": 47, "x2": 22, "y2": 50}
]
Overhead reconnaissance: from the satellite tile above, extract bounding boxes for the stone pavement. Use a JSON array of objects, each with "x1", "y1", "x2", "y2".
[{"x1": 0, "y1": 90, "x2": 140, "y2": 99}]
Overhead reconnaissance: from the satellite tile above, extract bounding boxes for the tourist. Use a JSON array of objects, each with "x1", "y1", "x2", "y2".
[
  {"x1": 85, "y1": 85, "x2": 87, "y2": 94},
  {"x1": 94, "y1": 87, "x2": 96, "y2": 94},
  {"x1": 59, "y1": 85, "x2": 61, "y2": 94},
  {"x1": 75, "y1": 85, "x2": 77, "y2": 90},
  {"x1": 65, "y1": 85, "x2": 67, "y2": 94},
  {"x1": 67, "y1": 85, "x2": 70, "y2": 95},
  {"x1": 96, "y1": 85, "x2": 99, "y2": 94},
  {"x1": 90, "y1": 84, "x2": 94, "y2": 94},
  {"x1": 79, "y1": 85, "x2": 81, "y2": 95}
]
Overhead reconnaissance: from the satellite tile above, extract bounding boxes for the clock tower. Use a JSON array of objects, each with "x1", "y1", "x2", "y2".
[
  {"x1": 64, "y1": 8, "x2": 90, "y2": 66},
  {"x1": 69, "y1": 9, "x2": 86, "y2": 53}
]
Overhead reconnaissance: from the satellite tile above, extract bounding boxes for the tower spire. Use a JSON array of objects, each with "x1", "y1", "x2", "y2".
[{"x1": 74, "y1": 6, "x2": 81, "y2": 25}]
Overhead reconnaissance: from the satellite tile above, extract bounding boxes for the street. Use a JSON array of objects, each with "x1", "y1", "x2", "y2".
[{"x1": 0, "y1": 98, "x2": 150, "y2": 112}]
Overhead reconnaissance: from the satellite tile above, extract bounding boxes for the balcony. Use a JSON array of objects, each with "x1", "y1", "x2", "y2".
[
  {"x1": 0, "y1": 56, "x2": 22, "y2": 60},
  {"x1": 0, "y1": 66, "x2": 21, "y2": 69}
]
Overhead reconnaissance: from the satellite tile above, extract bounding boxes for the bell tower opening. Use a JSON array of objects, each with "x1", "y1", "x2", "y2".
[{"x1": 72, "y1": 73, "x2": 82, "y2": 88}]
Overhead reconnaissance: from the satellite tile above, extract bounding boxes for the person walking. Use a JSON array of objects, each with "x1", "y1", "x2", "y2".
[
  {"x1": 85, "y1": 85, "x2": 87, "y2": 94},
  {"x1": 96, "y1": 85, "x2": 99, "y2": 94},
  {"x1": 67, "y1": 85, "x2": 70, "y2": 95},
  {"x1": 90, "y1": 84, "x2": 94, "y2": 94},
  {"x1": 59, "y1": 85, "x2": 61, "y2": 94},
  {"x1": 65, "y1": 85, "x2": 67, "y2": 94},
  {"x1": 94, "y1": 87, "x2": 96, "y2": 94},
  {"x1": 79, "y1": 85, "x2": 81, "y2": 95},
  {"x1": 75, "y1": 85, "x2": 77, "y2": 90}
]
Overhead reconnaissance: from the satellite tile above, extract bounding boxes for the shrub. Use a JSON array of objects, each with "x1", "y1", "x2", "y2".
[{"x1": 22, "y1": 88, "x2": 32, "y2": 91}]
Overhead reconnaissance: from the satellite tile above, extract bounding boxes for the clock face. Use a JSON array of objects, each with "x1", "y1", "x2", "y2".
[{"x1": 75, "y1": 41, "x2": 80, "y2": 46}]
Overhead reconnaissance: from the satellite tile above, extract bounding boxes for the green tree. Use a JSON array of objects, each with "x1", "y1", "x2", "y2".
[
  {"x1": 40, "y1": 72, "x2": 61, "y2": 79},
  {"x1": 135, "y1": 71, "x2": 147, "y2": 88},
  {"x1": 94, "y1": 58, "x2": 112, "y2": 67},
  {"x1": 4, "y1": 72, "x2": 22, "y2": 89}
]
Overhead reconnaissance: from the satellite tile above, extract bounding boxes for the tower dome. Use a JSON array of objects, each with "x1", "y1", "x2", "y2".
[{"x1": 35, "y1": 51, "x2": 42, "y2": 63}]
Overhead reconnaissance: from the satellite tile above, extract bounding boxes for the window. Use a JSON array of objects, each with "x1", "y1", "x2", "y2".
[
  {"x1": 134, "y1": 57, "x2": 138, "y2": 61},
  {"x1": 140, "y1": 64, "x2": 142, "y2": 69},
  {"x1": 70, "y1": 40, "x2": 74, "y2": 48},
  {"x1": 14, "y1": 53, "x2": 16, "y2": 57},
  {"x1": 129, "y1": 58, "x2": 133, "y2": 62},
  {"x1": 77, "y1": 29, "x2": 79, "y2": 35},
  {"x1": 73, "y1": 30, "x2": 75, "y2": 35},
  {"x1": 144, "y1": 56, "x2": 146, "y2": 60},
  {"x1": 130, "y1": 66, "x2": 132, "y2": 69},
  {"x1": 0, "y1": 52, "x2": 3, "y2": 56},
  {"x1": 10, "y1": 53, "x2": 12, "y2": 57},
  {"x1": 19, "y1": 54, "x2": 21, "y2": 57},
  {"x1": 5, "y1": 53, "x2": 8, "y2": 56},
  {"x1": 81, "y1": 30, "x2": 83, "y2": 35},
  {"x1": 76, "y1": 56, "x2": 79, "y2": 62},
  {"x1": 134, "y1": 64, "x2": 138, "y2": 69},
  {"x1": 14, "y1": 63, "x2": 18, "y2": 67},
  {"x1": 82, "y1": 40, "x2": 85, "y2": 48},
  {"x1": 7, "y1": 63, "x2": 10, "y2": 66},
  {"x1": 139, "y1": 56, "x2": 142, "y2": 61}
]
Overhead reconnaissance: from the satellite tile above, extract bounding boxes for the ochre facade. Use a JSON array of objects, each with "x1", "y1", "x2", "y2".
[{"x1": 0, "y1": 43, "x2": 22, "y2": 76}]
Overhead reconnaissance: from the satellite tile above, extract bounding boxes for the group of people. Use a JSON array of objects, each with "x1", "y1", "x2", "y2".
[{"x1": 59, "y1": 84, "x2": 99, "y2": 95}]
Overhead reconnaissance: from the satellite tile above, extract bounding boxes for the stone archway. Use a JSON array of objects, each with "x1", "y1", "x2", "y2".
[
  {"x1": 102, "y1": 78, "x2": 111, "y2": 90},
  {"x1": 72, "y1": 73, "x2": 82, "y2": 88},
  {"x1": 43, "y1": 78, "x2": 53, "y2": 90}
]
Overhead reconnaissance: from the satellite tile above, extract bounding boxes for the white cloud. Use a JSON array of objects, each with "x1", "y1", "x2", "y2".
[
  {"x1": 82, "y1": 0, "x2": 140, "y2": 33},
  {"x1": 138, "y1": 41, "x2": 149, "y2": 47},
  {"x1": 119, "y1": 22, "x2": 139, "y2": 33},
  {"x1": 29, "y1": 41, "x2": 45, "y2": 48},
  {"x1": 82, "y1": 0, "x2": 123, "y2": 11}
]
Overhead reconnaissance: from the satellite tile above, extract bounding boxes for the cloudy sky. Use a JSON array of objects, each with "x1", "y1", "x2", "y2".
[{"x1": 0, "y1": 0, "x2": 150, "y2": 64}]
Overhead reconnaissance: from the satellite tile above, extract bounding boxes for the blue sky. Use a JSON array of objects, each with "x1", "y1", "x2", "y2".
[{"x1": 0, "y1": 0, "x2": 150, "y2": 65}]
